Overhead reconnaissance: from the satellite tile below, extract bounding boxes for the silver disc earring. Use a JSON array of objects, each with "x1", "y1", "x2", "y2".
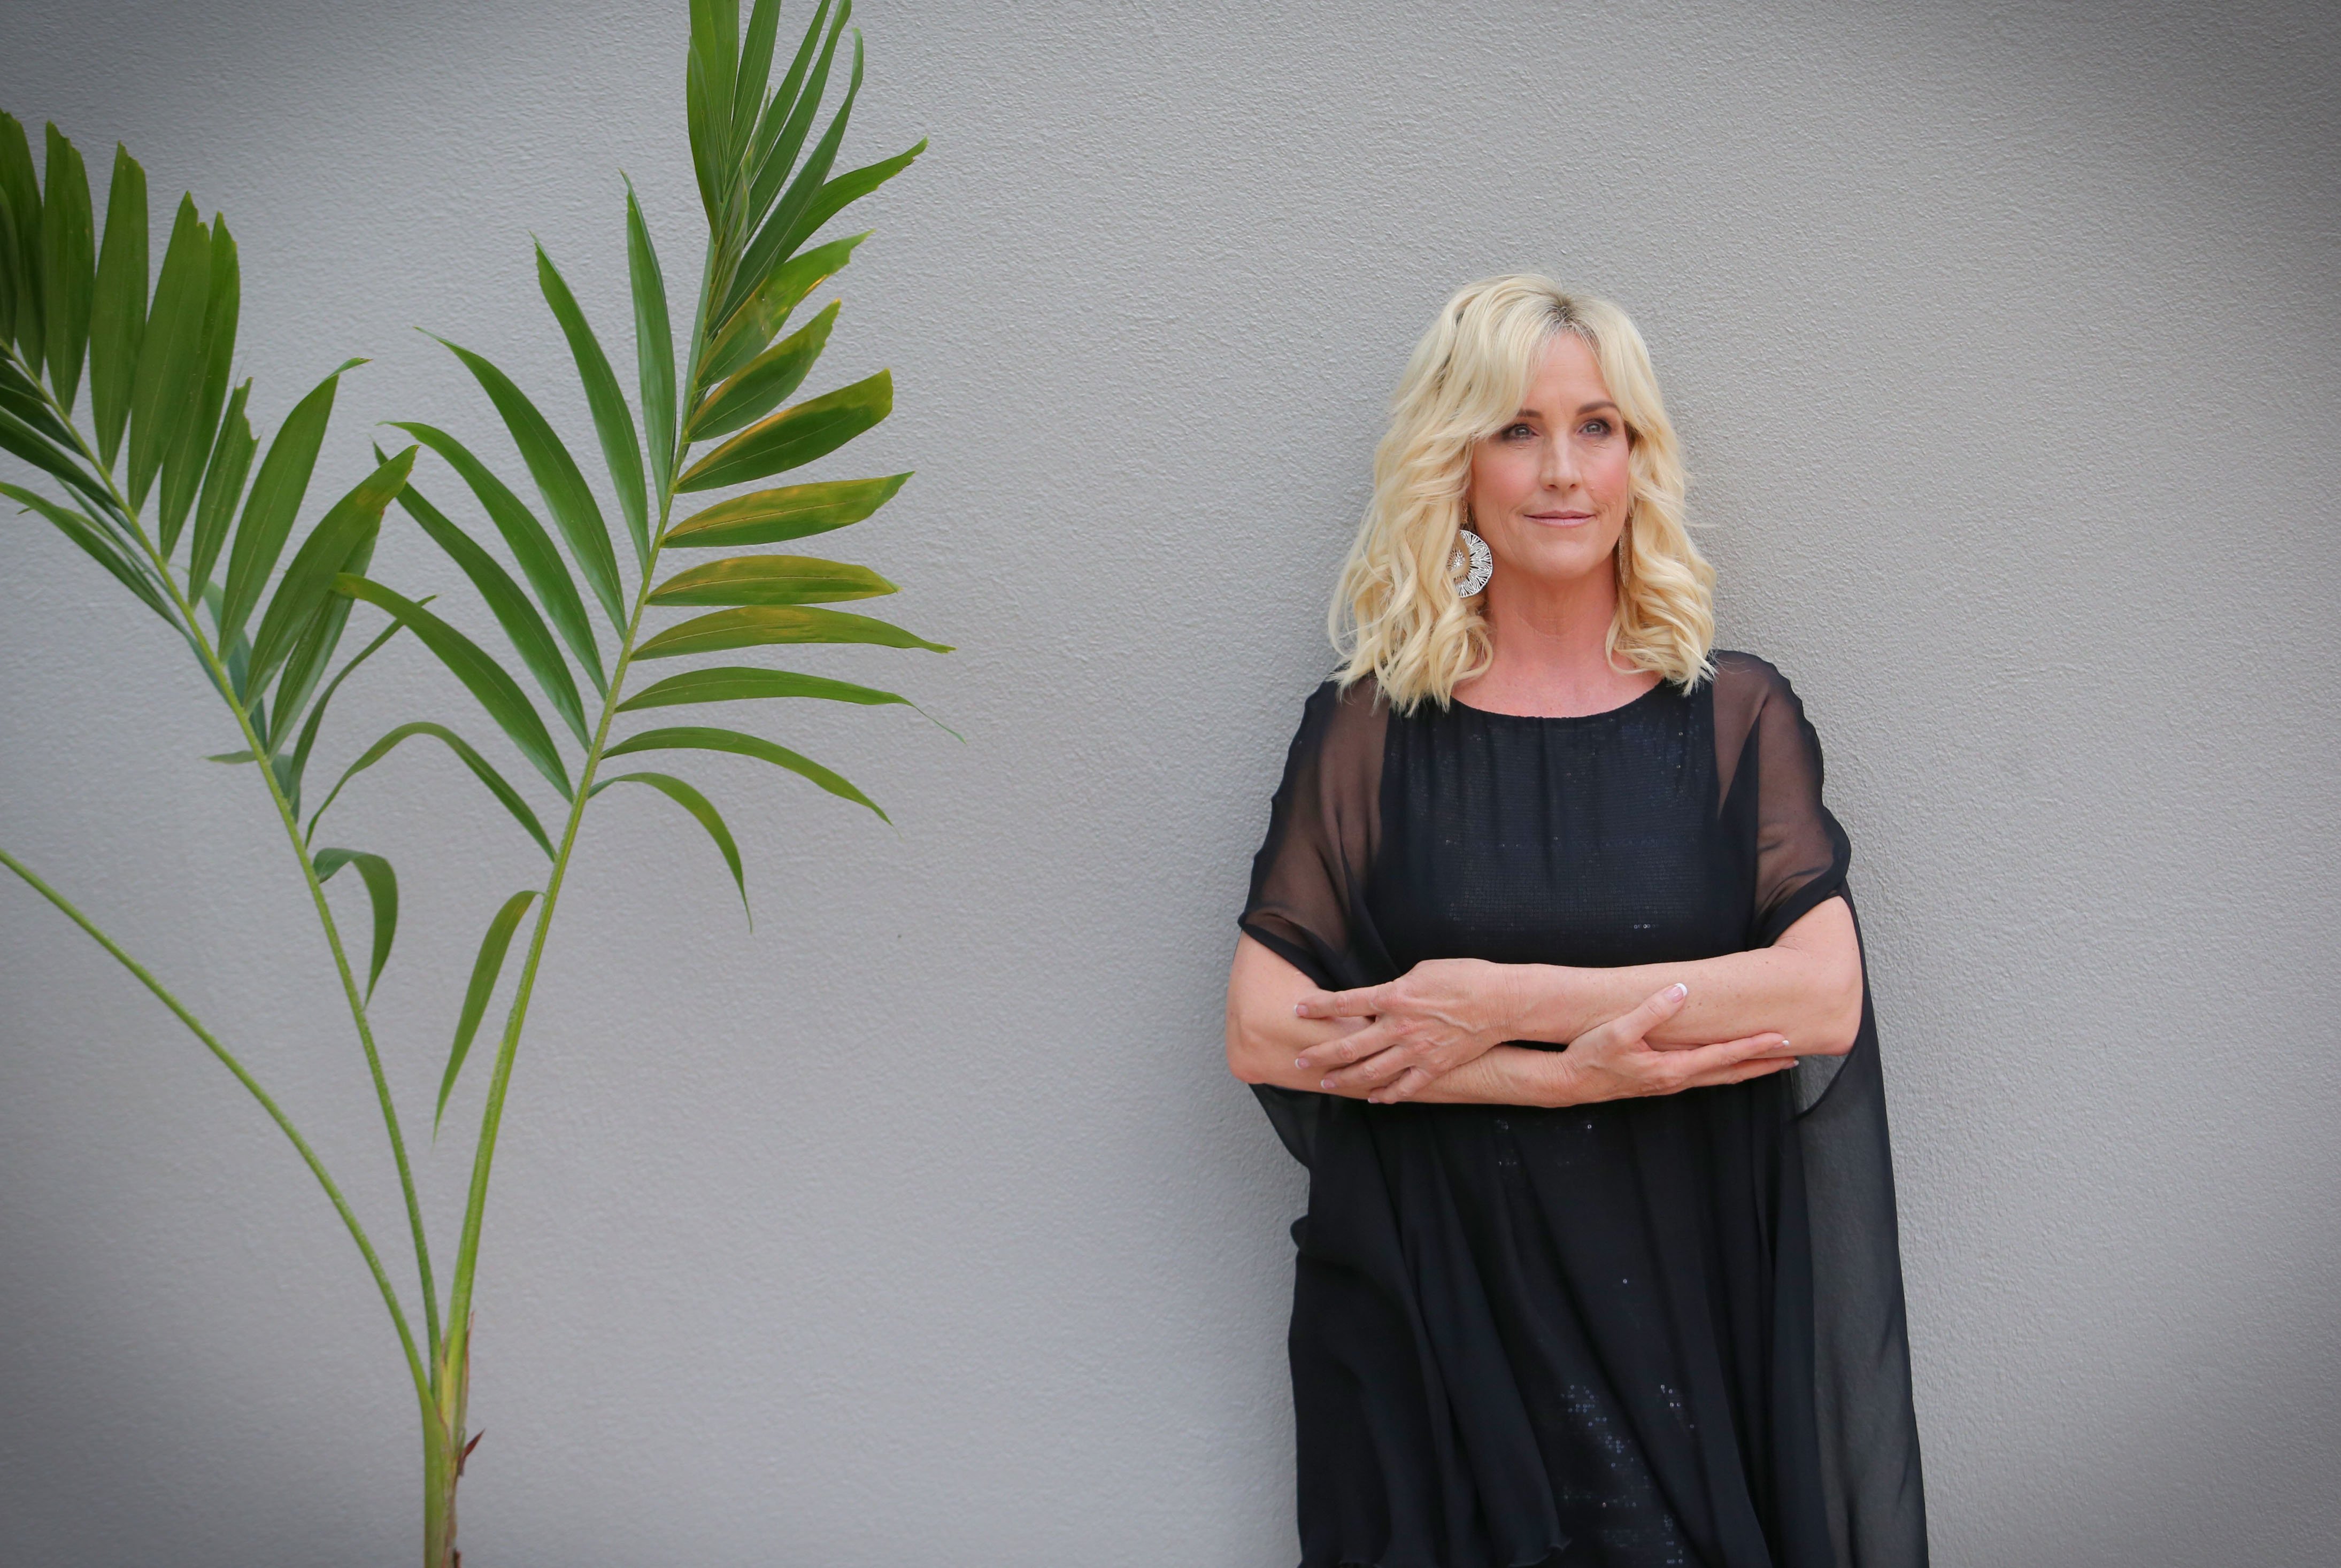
[{"x1": 1449, "y1": 528, "x2": 1493, "y2": 597}]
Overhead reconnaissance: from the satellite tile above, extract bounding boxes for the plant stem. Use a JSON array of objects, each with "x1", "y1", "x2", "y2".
[
  {"x1": 441, "y1": 497, "x2": 664, "y2": 1333},
  {"x1": 12, "y1": 351, "x2": 445, "y2": 1370},
  {"x1": 442, "y1": 237, "x2": 714, "y2": 1339},
  {"x1": 0, "y1": 845, "x2": 433, "y2": 1405}
]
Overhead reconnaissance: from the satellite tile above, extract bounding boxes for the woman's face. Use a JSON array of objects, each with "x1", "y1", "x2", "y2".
[{"x1": 1464, "y1": 333, "x2": 1634, "y2": 591}]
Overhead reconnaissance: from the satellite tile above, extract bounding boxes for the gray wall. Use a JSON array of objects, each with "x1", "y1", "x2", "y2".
[{"x1": 2, "y1": 1, "x2": 2335, "y2": 1562}]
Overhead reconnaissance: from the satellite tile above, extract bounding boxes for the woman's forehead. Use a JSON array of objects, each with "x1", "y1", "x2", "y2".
[{"x1": 1518, "y1": 334, "x2": 1613, "y2": 408}]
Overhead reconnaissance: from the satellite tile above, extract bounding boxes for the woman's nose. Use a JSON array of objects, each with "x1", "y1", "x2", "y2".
[{"x1": 1538, "y1": 432, "x2": 1578, "y2": 488}]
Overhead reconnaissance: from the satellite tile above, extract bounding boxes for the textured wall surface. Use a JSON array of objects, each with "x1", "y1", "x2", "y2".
[{"x1": 2, "y1": 2, "x2": 2336, "y2": 1563}]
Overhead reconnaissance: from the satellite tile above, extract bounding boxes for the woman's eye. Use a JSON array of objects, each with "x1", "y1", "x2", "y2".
[
  {"x1": 1504, "y1": 423, "x2": 1536, "y2": 439},
  {"x1": 1580, "y1": 419, "x2": 1613, "y2": 437}
]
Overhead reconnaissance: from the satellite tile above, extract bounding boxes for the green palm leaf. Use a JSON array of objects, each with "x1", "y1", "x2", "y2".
[
  {"x1": 247, "y1": 445, "x2": 414, "y2": 694},
  {"x1": 158, "y1": 214, "x2": 240, "y2": 551},
  {"x1": 2, "y1": 478, "x2": 171, "y2": 622},
  {"x1": 616, "y1": 665, "x2": 910, "y2": 713},
  {"x1": 37, "y1": 126, "x2": 94, "y2": 415},
  {"x1": 269, "y1": 520, "x2": 376, "y2": 767},
  {"x1": 636, "y1": 603, "x2": 948, "y2": 659},
  {"x1": 284, "y1": 614, "x2": 411, "y2": 797},
  {"x1": 0, "y1": 182, "x2": 17, "y2": 349},
  {"x1": 687, "y1": 299, "x2": 835, "y2": 442},
  {"x1": 741, "y1": 0, "x2": 840, "y2": 225},
  {"x1": 436, "y1": 889, "x2": 542, "y2": 1132},
  {"x1": 388, "y1": 421, "x2": 607, "y2": 692},
  {"x1": 625, "y1": 181, "x2": 676, "y2": 503},
  {"x1": 661, "y1": 472, "x2": 906, "y2": 548},
  {"x1": 603, "y1": 723, "x2": 885, "y2": 821},
  {"x1": 427, "y1": 336, "x2": 627, "y2": 629},
  {"x1": 0, "y1": 113, "x2": 43, "y2": 373},
  {"x1": 648, "y1": 552, "x2": 893, "y2": 606},
  {"x1": 686, "y1": 0, "x2": 742, "y2": 216},
  {"x1": 592, "y1": 771, "x2": 749, "y2": 920},
  {"x1": 386, "y1": 421, "x2": 609, "y2": 692},
  {"x1": 772, "y1": 140, "x2": 921, "y2": 280},
  {"x1": 0, "y1": 357, "x2": 79, "y2": 447},
  {"x1": 201, "y1": 583, "x2": 257, "y2": 705},
  {"x1": 218, "y1": 359, "x2": 358, "y2": 645},
  {"x1": 0, "y1": 401, "x2": 117, "y2": 517},
  {"x1": 313, "y1": 847, "x2": 399, "y2": 999},
  {"x1": 384, "y1": 461, "x2": 591, "y2": 748},
  {"x1": 124, "y1": 197, "x2": 210, "y2": 508},
  {"x1": 725, "y1": 21, "x2": 859, "y2": 320},
  {"x1": 700, "y1": 231, "x2": 862, "y2": 388},
  {"x1": 186, "y1": 380, "x2": 255, "y2": 599},
  {"x1": 334, "y1": 574, "x2": 572, "y2": 799},
  {"x1": 308, "y1": 721, "x2": 555, "y2": 860},
  {"x1": 675, "y1": 368, "x2": 889, "y2": 492},
  {"x1": 731, "y1": 0, "x2": 783, "y2": 141},
  {"x1": 86, "y1": 143, "x2": 146, "y2": 467},
  {"x1": 536, "y1": 243, "x2": 649, "y2": 568}
]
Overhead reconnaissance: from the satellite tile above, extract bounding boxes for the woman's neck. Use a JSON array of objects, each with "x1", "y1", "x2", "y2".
[{"x1": 1454, "y1": 558, "x2": 1658, "y2": 718}]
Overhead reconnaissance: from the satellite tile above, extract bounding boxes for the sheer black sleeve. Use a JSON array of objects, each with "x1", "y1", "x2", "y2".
[
  {"x1": 1236, "y1": 676, "x2": 1393, "y2": 1164},
  {"x1": 1238, "y1": 676, "x2": 1392, "y2": 992},
  {"x1": 1714, "y1": 651, "x2": 1855, "y2": 946}
]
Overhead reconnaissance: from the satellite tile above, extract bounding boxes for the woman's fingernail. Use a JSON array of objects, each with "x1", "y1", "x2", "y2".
[
  {"x1": 1780, "y1": 1038, "x2": 1791, "y2": 1049},
  {"x1": 1665, "y1": 983, "x2": 1688, "y2": 1001},
  {"x1": 1295, "y1": 1058, "x2": 1309, "y2": 1071},
  {"x1": 1293, "y1": 1002, "x2": 1307, "y2": 1016},
  {"x1": 1321, "y1": 1079, "x2": 1335, "y2": 1091}
]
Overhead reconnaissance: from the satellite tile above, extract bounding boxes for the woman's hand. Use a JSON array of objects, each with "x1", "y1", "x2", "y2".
[
  {"x1": 1541, "y1": 983, "x2": 1798, "y2": 1107},
  {"x1": 1292, "y1": 959, "x2": 1530, "y2": 1101}
]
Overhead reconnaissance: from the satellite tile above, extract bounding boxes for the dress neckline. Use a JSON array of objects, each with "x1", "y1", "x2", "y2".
[{"x1": 1445, "y1": 677, "x2": 1673, "y2": 725}]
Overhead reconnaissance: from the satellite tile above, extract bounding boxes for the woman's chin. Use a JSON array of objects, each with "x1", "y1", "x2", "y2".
[{"x1": 1491, "y1": 546, "x2": 1615, "y2": 592}]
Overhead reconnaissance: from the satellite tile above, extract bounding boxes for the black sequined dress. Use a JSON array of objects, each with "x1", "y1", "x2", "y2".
[{"x1": 1239, "y1": 653, "x2": 1926, "y2": 1568}]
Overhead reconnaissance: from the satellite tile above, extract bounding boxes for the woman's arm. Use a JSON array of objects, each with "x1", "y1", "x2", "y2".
[
  {"x1": 1227, "y1": 934, "x2": 1797, "y2": 1107},
  {"x1": 1290, "y1": 896, "x2": 1864, "y2": 1102}
]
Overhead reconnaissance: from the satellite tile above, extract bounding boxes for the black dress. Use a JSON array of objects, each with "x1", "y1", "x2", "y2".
[{"x1": 1238, "y1": 653, "x2": 1926, "y2": 1568}]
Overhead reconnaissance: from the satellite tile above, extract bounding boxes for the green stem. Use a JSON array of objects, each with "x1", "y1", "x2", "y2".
[
  {"x1": 443, "y1": 240, "x2": 714, "y2": 1337},
  {"x1": 0, "y1": 845, "x2": 432, "y2": 1407},
  {"x1": 10, "y1": 349, "x2": 444, "y2": 1370},
  {"x1": 441, "y1": 514, "x2": 662, "y2": 1334}
]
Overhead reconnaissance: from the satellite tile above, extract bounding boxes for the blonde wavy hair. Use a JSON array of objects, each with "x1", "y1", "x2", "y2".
[{"x1": 1330, "y1": 275, "x2": 1715, "y2": 711}]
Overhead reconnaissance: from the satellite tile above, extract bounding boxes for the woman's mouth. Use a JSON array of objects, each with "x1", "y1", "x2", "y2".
[{"x1": 1526, "y1": 510, "x2": 1595, "y2": 527}]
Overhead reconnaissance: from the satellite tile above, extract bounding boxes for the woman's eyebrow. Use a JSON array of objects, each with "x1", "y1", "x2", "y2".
[{"x1": 1576, "y1": 399, "x2": 1621, "y2": 416}]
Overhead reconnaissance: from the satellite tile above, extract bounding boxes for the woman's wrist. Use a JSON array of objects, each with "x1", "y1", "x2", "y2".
[
  {"x1": 1421, "y1": 1046, "x2": 1583, "y2": 1108},
  {"x1": 1530, "y1": 1048, "x2": 1585, "y2": 1108},
  {"x1": 1509, "y1": 963, "x2": 1598, "y2": 1045}
]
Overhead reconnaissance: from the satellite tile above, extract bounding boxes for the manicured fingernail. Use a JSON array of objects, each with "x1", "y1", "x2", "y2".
[
  {"x1": 1665, "y1": 983, "x2": 1688, "y2": 1001},
  {"x1": 1321, "y1": 1079, "x2": 1335, "y2": 1091},
  {"x1": 1293, "y1": 1002, "x2": 1306, "y2": 1015},
  {"x1": 1780, "y1": 1038, "x2": 1790, "y2": 1049},
  {"x1": 1295, "y1": 1058, "x2": 1309, "y2": 1071}
]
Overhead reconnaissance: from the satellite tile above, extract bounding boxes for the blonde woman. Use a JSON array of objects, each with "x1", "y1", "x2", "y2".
[{"x1": 1227, "y1": 277, "x2": 1926, "y2": 1567}]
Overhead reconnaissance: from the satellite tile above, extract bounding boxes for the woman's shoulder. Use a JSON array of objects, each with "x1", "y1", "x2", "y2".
[
  {"x1": 1274, "y1": 671, "x2": 1395, "y2": 773},
  {"x1": 1710, "y1": 647, "x2": 1795, "y2": 696},
  {"x1": 1295, "y1": 669, "x2": 1393, "y2": 724},
  {"x1": 1707, "y1": 648, "x2": 1830, "y2": 750}
]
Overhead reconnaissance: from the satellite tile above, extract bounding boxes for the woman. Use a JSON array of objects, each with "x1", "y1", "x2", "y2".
[{"x1": 1226, "y1": 277, "x2": 1926, "y2": 1568}]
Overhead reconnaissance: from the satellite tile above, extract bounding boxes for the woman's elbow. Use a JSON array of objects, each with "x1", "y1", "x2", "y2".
[
  {"x1": 1808, "y1": 961, "x2": 1865, "y2": 1057},
  {"x1": 1778, "y1": 897, "x2": 1863, "y2": 1057},
  {"x1": 1225, "y1": 1002, "x2": 1277, "y2": 1084}
]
